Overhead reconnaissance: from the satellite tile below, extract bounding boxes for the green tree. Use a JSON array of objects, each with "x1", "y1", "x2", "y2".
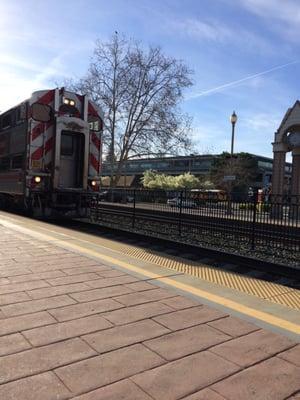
[
  {"x1": 210, "y1": 152, "x2": 258, "y2": 194},
  {"x1": 141, "y1": 170, "x2": 200, "y2": 190},
  {"x1": 200, "y1": 179, "x2": 215, "y2": 190},
  {"x1": 174, "y1": 173, "x2": 200, "y2": 189},
  {"x1": 141, "y1": 170, "x2": 175, "y2": 189},
  {"x1": 141, "y1": 170, "x2": 158, "y2": 188}
]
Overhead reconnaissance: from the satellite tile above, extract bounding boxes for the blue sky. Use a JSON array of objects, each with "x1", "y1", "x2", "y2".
[{"x1": 1, "y1": 0, "x2": 299, "y2": 160}]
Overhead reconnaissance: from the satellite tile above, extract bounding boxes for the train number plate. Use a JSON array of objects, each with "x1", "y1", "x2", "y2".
[{"x1": 31, "y1": 160, "x2": 42, "y2": 168}]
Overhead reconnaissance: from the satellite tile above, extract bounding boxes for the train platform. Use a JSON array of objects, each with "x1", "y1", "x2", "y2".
[{"x1": 0, "y1": 211, "x2": 299, "y2": 400}]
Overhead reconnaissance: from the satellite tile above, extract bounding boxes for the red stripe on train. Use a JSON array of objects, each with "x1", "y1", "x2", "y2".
[
  {"x1": 37, "y1": 90, "x2": 55, "y2": 105},
  {"x1": 29, "y1": 90, "x2": 54, "y2": 120},
  {"x1": 31, "y1": 121, "x2": 53, "y2": 141},
  {"x1": 31, "y1": 125, "x2": 43, "y2": 141},
  {"x1": 88, "y1": 102, "x2": 98, "y2": 117},
  {"x1": 31, "y1": 147, "x2": 43, "y2": 160},
  {"x1": 90, "y1": 153, "x2": 99, "y2": 173},
  {"x1": 31, "y1": 137, "x2": 53, "y2": 161},
  {"x1": 76, "y1": 94, "x2": 83, "y2": 103},
  {"x1": 45, "y1": 137, "x2": 54, "y2": 154},
  {"x1": 91, "y1": 132, "x2": 101, "y2": 150}
]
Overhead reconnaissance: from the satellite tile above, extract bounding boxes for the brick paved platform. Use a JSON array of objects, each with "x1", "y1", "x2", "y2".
[{"x1": 0, "y1": 224, "x2": 299, "y2": 399}]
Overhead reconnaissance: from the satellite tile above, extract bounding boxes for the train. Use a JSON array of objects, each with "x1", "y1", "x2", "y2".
[{"x1": 0, "y1": 88, "x2": 103, "y2": 217}]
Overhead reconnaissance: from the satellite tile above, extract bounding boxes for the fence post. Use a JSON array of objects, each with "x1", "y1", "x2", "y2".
[
  {"x1": 251, "y1": 189, "x2": 258, "y2": 250},
  {"x1": 132, "y1": 189, "x2": 136, "y2": 229},
  {"x1": 178, "y1": 190, "x2": 183, "y2": 236},
  {"x1": 93, "y1": 193, "x2": 97, "y2": 222}
]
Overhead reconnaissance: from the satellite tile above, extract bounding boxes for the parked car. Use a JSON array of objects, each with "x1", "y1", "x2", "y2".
[
  {"x1": 167, "y1": 197, "x2": 197, "y2": 208},
  {"x1": 98, "y1": 190, "x2": 134, "y2": 203}
]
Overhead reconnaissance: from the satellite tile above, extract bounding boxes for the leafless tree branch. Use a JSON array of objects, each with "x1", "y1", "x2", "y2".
[{"x1": 67, "y1": 33, "x2": 194, "y2": 186}]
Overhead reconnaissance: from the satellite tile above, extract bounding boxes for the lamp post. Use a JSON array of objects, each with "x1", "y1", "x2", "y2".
[
  {"x1": 226, "y1": 111, "x2": 237, "y2": 215},
  {"x1": 230, "y1": 111, "x2": 237, "y2": 157}
]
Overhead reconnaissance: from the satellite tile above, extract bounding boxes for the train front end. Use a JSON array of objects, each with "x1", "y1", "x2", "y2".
[{"x1": 28, "y1": 88, "x2": 103, "y2": 217}]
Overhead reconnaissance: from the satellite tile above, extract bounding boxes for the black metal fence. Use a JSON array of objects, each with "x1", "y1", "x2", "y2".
[{"x1": 90, "y1": 189, "x2": 300, "y2": 265}]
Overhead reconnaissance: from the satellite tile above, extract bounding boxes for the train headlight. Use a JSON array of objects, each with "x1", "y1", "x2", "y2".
[
  {"x1": 34, "y1": 176, "x2": 41, "y2": 183},
  {"x1": 91, "y1": 180, "x2": 97, "y2": 187},
  {"x1": 63, "y1": 98, "x2": 75, "y2": 106}
]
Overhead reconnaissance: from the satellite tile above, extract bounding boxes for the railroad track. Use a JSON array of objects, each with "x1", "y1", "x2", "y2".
[
  {"x1": 90, "y1": 203, "x2": 300, "y2": 262},
  {"x1": 93, "y1": 203, "x2": 300, "y2": 235}
]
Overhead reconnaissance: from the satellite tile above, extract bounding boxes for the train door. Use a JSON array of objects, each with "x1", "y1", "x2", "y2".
[{"x1": 59, "y1": 131, "x2": 84, "y2": 188}]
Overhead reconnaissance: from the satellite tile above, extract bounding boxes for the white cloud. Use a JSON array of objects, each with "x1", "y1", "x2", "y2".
[
  {"x1": 0, "y1": 75, "x2": 34, "y2": 112},
  {"x1": 241, "y1": 112, "x2": 282, "y2": 132},
  {"x1": 168, "y1": 18, "x2": 232, "y2": 42},
  {"x1": 0, "y1": 1, "x2": 94, "y2": 112},
  {"x1": 238, "y1": 0, "x2": 300, "y2": 40},
  {"x1": 239, "y1": 0, "x2": 300, "y2": 24},
  {"x1": 32, "y1": 55, "x2": 70, "y2": 86},
  {"x1": 164, "y1": 14, "x2": 277, "y2": 60},
  {"x1": 0, "y1": 53, "x2": 71, "y2": 111},
  {"x1": 191, "y1": 123, "x2": 230, "y2": 154},
  {"x1": 1, "y1": 55, "x2": 42, "y2": 74}
]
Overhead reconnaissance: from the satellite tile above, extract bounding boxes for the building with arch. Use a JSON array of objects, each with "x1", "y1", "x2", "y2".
[{"x1": 272, "y1": 101, "x2": 300, "y2": 198}]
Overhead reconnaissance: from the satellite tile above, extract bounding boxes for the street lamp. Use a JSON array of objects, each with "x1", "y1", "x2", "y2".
[
  {"x1": 230, "y1": 111, "x2": 237, "y2": 156},
  {"x1": 226, "y1": 111, "x2": 237, "y2": 215}
]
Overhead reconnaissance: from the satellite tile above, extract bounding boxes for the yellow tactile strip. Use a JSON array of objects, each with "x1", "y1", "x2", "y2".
[
  {"x1": 270, "y1": 291, "x2": 300, "y2": 309},
  {"x1": 92, "y1": 237, "x2": 300, "y2": 310},
  {"x1": 2, "y1": 213, "x2": 299, "y2": 311}
]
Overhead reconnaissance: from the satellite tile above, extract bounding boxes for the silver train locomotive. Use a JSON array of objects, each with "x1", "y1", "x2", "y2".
[{"x1": 0, "y1": 88, "x2": 103, "y2": 217}]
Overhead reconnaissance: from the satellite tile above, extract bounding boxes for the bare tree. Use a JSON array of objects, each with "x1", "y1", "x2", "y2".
[{"x1": 70, "y1": 33, "x2": 193, "y2": 186}]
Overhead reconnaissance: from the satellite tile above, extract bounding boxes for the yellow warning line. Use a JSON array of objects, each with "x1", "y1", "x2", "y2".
[
  {"x1": 98, "y1": 242, "x2": 300, "y2": 310},
  {"x1": 53, "y1": 240, "x2": 300, "y2": 335},
  {"x1": 1, "y1": 216, "x2": 300, "y2": 335},
  {"x1": 2, "y1": 215, "x2": 300, "y2": 312}
]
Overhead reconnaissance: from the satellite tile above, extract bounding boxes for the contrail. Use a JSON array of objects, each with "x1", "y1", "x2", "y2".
[{"x1": 189, "y1": 60, "x2": 298, "y2": 99}]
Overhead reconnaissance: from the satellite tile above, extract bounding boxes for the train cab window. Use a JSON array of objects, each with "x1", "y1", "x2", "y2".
[
  {"x1": 0, "y1": 157, "x2": 10, "y2": 171},
  {"x1": 11, "y1": 154, "x2": 23, "y2": 169},
  {"x1": 61, "y1": 134, "x2": 74, "y2": 156},
  {"x1": 88, "y1": 117, "x2": 102, "y2": 132},
  {"x1": 0, "y1": 133, "x2": 9, "y2": 156},
  {"x1": 1, "y1": 114, "x2": 11, "y2": 130},
  {"x1": 15, "y1": 105, "x2": 26, "y2": 124}
]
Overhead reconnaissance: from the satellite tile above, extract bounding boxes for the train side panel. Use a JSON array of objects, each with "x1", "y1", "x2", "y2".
[{"x1": 0, "y1": 102, "x2": 27, "y2": 202}]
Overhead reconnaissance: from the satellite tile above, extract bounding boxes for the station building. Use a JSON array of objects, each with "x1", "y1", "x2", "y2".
[{"x1": 101, "y1": 153, "x2": 292, "y2": 190}]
